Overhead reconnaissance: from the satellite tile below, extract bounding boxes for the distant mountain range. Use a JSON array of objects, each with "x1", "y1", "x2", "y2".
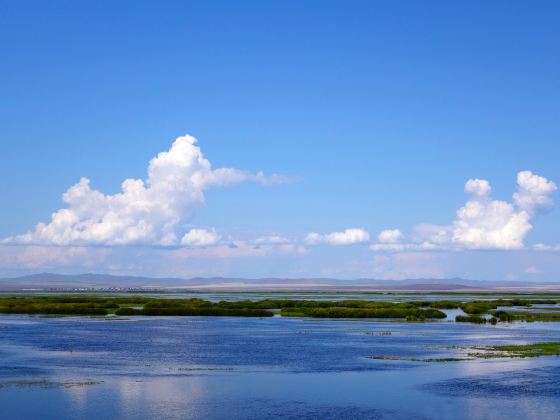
[{"x1": 1, "y1": 272, "x2": 560, "y2": 292}]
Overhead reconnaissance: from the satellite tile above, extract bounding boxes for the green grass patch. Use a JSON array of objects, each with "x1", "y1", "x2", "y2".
[
  {"x1": 455, "y1": 315, "x2": 487, "y2": 324},
  {"x1": 368, "y1": 342, "x2": 560, "y2": 363},
  {"x1": 279, "y1": 306, "x2": 446, "y2": 320},
  {"x1": 490, "y1": 311, "x2": 560, "y2": 322},
  {"x1": 489, "y1": 342, "x2": 560, "y2": 357}
]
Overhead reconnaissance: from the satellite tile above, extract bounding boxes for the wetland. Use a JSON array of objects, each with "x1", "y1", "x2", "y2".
[{"x1": 1, "y1": 292, "x2": 560, "y2": 419}]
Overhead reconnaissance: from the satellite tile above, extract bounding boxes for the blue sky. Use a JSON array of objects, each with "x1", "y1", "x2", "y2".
[{"x1": 1, "y1": 1, "x2": 559, "y2": 280}]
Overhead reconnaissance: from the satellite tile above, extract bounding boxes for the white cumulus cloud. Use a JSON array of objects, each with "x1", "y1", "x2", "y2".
[
  {"x1": 513, "y1": 170, "x2": 557, "y2": 214},
  {"x1": 305, "y1": 228, "x2": 370, "y2": 246},
  {"x1": 5, "y1": 135, "x2": 291, "y2": 246},
  {"x1": 452, "y1": 196, "x2": 530, "y2": 250},
  {"x1": 464, "y1": 179, "x2": 491, "y2": 197},
  {"x1": 378, "y1": 229, "x2": 403, "y2": 243},
  {"x1": 370, "y1": 171, "x2": 556, "y2": 252},
  {"x1": 451, "y1": 171, "x2": 555, "y2": 250},
  {"x1": 533, "y1": 243, "x2": 560, "y2": 252},
  {"x1": 180, "y1": 228, "x2": 220, "y2": 247}
]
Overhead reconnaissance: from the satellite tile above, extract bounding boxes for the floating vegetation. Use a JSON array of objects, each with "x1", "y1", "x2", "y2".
[
  {"x1": 0, "y1": 379, "x2": 103, "y2": 389},
  {"x1": 368, "y1": 355, "x2": 403, "y2": 361},
  {"x1": 367, "y1": 342, "x2": 560, "y2": 363},
  {"x1": 481, "y1": 342, "x2": 560, "y2": 358},
  {"x1": 368, "y1": 356, "x2": 469, "y2": 362},
  {"x1": 176, "y1": 367, "x2": 234, "y2": 371}
]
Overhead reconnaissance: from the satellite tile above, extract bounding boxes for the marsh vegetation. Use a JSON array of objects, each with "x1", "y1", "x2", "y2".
[
  {"x1": 369, "y1": 342, "x2": 560, "y2": 362},
  {"x1": 0, "y1": 295, "x2": 558, "y2": 322},
  {"x1": 0, "y1": 296, "x2": 447, "y2": 319},
  {"x1": 455, "y1": 315, "x2": 488, "y2": 324}
]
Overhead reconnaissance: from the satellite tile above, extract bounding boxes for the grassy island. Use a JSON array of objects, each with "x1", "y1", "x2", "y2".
[{"x1": 455, "y1": 315, "x2": 488, "y2": 324}]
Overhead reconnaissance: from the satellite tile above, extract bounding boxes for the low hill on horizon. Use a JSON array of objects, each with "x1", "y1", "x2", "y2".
[{"x1": 1, "y1": 272, "x2": 560, "y2": 292}]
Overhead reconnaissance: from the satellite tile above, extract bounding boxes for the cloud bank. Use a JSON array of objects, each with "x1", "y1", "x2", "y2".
[
  {"x1": 5, "y1": 135, "x2": 291, "y2": 247},
  {"x1": 371, "y1": 171, "x2": 556, "y2": 252},
  {"x1": 305, "y1": 228, "x2": 370, "y2": 246}
]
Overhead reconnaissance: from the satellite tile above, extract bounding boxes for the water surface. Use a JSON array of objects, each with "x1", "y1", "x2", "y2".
[{"x1": 1, "y1": 310, "x2": 560, "y2": 419}]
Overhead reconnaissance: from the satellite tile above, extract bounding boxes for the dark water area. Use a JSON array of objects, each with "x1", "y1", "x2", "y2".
[{"x1": 1, "y1": 314, "x2": 560, "y2": 419}]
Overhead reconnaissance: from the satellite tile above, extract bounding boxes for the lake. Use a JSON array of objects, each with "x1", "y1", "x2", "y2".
[{"x1": 1, "y1": 303, "x2": 560, "y2": 419}]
